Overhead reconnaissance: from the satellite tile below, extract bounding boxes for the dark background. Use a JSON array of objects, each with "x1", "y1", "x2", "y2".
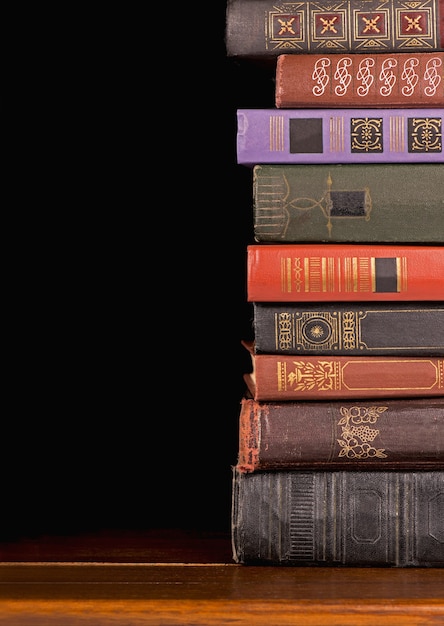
[{"x1": 2, "y1": 6, "x2": 279, "y2": 540}]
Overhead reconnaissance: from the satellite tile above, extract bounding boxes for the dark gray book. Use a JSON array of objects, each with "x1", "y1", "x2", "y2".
[
  {"x1": 253, "y1": 302, "x2": 444, "y2": 355},
  {"x1": 232, "y1": 469, "x2": 444, "y2": 567},
  {"x1": 226, "y1": 0, "x2": 444, "y2": 60}
]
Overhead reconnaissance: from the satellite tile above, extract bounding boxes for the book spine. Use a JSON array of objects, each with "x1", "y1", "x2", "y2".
[
  {"x1": 247, "y1": 244, "x2": 444, "y2": 301},
  {"x1": 252, "y1": 302, "x2": 444, "y2": 355},
  {"x1": 275, "y1": 52, "x2": 444, "y2": 107},
  {"x1": 246, "y1": 354, "x2": 444, "y2": 402},
  {"x1": 251, "y1": 164, "x2": 444, "y2": 244},
  {"x1": 225, "y1": 0, "x2": 444, "y2": 59},
  {"x1": 237, "y1": 397, "x2": 444, "y2": 472},
  {"x1": 231, "y1": 469, "x2": 444, "y2": 566},
  {"x1": 246, "y1": 352, "x2": 444, "y2": 401},
  {"x1": 237, "y1": 109, "x2": 444, "y2": 164}
]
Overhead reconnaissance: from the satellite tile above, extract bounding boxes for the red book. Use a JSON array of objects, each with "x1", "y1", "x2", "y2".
[
  {"x1": 247, "y1": 244, "x2": 444, "y2": 302},
  {"x1": 275, "y1": 52, "x2": 444, "y2": 107},
  {"x1": 242, "y1": 340, "x2": 444, "y2": 401}
]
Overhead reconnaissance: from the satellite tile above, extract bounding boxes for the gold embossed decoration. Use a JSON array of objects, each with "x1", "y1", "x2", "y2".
[{"x1": 337, "y1": 405, "x2": 388, "y2": 459}]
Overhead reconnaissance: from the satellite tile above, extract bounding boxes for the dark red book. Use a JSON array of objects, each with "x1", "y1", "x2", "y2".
[
  {"x1": 237, "y1": 396, "x2": 444, "y2": 472},
  {"x1": 242, "y1": 340, "x2": 444, "y2": 401},
  {"x1": 247, "y1": 244, "x2": 444, "y2": 302},
  {"x1": 275, "y1": 52, "x2": 444, "y2": 107}
]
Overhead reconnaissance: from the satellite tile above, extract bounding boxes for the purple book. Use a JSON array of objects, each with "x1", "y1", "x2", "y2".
[{"x1": 237, "y1": 108, "x2": 444, "y2": 165}]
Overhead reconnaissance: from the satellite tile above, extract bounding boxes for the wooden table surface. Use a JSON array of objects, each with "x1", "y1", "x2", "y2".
[{"x1": 0, "y1": 529, "x2": 443, "y2": 625}]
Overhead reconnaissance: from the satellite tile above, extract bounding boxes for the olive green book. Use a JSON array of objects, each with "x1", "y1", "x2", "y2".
[{"x1": 253, "y1": 163, "x2": 444, "y2": 243}]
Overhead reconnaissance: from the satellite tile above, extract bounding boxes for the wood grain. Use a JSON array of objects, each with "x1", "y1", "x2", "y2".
[{"x1": 0, "y1": 530, "x2": 443, "y2": 625}]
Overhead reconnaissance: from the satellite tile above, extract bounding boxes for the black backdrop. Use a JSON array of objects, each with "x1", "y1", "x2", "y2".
[{"x1": 1, "y1": 5, "x2": 278, "y2": 539}]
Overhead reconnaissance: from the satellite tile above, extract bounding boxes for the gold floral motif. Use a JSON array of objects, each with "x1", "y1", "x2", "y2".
[
  {"x1": 264, "y1": 1, "x2": 439, "y2": 52},
  {"x1": 410, "y1": 117, "x2": 442, "y2": 152},
  {"x1": 337, "y1": 405, "x2": 388, "y2": 459},
  {"x1": 351, "y1": 116, "x2": 383, "y2": 152},
  {"x1": 287, "y1": 360, "x2": 339, "y2": 391}
]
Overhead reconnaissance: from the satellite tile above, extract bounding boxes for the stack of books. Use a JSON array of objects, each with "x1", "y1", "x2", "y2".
[{"x1": 226, "y1": 0, "x2": 444, "y2": 567}]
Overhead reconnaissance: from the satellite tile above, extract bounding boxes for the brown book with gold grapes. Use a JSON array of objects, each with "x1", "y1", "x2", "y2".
[{"x1": 236, "y1": 396, "x2": 444, "y2": 472}]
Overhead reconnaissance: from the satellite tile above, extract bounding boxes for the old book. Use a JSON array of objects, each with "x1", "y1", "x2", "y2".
[
  {"x1": 252, "y1": 302, "x2": 444, "y2": 355},
  {"x1": 251, "y1": 164, "x2": 444, "y2": 243},
  {"x1": 237, "y1": 109, "x2": 444, "y2": 165},
  {"x1": 237, "y1": 396, "x2": 444, "y2": 472},
  {"x1": 231, "y1": 469, "x2": 444, "y2": 566},
  {"x1": 225, "y1": 0, "x2": 444, "y2": 61},
  {"x1": 247, "y1": 244, "x2": 444, "y2": 302},
  {"x1": 242, "y1": 340, "x2": 444, "y2": 400},
  {"x1": 275, "y1": 52, "x2": 444, "y2": 107}
]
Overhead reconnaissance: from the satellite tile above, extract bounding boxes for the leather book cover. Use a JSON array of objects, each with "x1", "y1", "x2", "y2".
[
  {"x1": 237, "y1": 109, "x2": 443, "y2": 164},
  {"x1": 252, "y1": 302, "x2": 444, "y2": 355},
  {"x1": 242, "y1": 340, "x2": 444, "y2": 401},
  {"x1": 251, "y1": 164, "x2": 444, "y2": 243},
  {"x1": 226, "y1": 0, "x2": 444, "y2": 59},
  {"x1": 275, "y1": 52, "x2": 444, "y2": 107},
  {"x1": 231, "y1": 469, "x2": 444, "y2": 566},
  {"x1": 237, "y1": 396, "x2": 444, "y2": 471},
  {"x1": 247, "y1": 244, "x2": 444, "y2": 301}
]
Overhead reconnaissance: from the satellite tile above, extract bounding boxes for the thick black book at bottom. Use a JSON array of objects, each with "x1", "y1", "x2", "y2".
[{"x1": 231, "y1": 469, "x2": 444, "y2": 567}]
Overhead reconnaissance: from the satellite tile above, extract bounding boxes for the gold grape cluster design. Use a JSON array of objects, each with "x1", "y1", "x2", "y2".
[{"x1": 337, "y1": 405, "x2": 388, "y2": 459}]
